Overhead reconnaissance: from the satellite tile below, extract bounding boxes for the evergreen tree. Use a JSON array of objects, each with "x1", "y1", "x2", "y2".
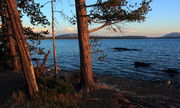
[{"x1": 75, "y1": 0, "x2": 152, "y2": 91}]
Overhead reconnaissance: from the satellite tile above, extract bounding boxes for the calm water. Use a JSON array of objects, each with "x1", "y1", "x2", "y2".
[{"x1": 33, "y1": 39, "x2": 180, "y2": 82}]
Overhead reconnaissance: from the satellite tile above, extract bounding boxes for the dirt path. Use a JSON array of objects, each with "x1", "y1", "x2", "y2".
[{"x1": 0, "y1": 70, "x2": 25, "y2": 106}]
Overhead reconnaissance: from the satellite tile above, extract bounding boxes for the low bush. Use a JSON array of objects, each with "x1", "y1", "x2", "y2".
[
  {"x1": 37, "y1": 76, "x2": 75, "y2": 95},
  {"x1": 6, "y1": 77, "x2": 78, "y2": 108}
]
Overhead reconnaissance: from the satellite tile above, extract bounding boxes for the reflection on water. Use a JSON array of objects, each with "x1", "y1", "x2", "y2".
[{"x1": 33, "y1": 39, "x2": 180, "y2": 83}]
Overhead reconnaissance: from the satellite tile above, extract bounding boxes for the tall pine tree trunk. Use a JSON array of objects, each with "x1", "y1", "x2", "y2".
[
  {"x1": 5, "y1": 10, "x2": 21, "y2": 72},
  {"x1": 9, "y1": 35, "x2": 21, "y2": 72},
  {"x1": 5, "y1": 0, "x2": 38, "y2": 96},
  {"x1": 75, "y1": 0, "x2": 95, "y2": 91}
]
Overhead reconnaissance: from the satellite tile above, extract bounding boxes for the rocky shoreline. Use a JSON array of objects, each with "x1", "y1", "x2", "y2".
[
  {"x1": 96, "y1": 74, "x2": 180, "y2": 108},
  {"x1": 46, "y1": 70, "x2": 180, "y2": 107}
]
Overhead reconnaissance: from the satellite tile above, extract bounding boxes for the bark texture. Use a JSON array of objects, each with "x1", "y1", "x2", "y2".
[
  {"x1": 9, "y1": 35, "x2": 21, "y2": 72},
  {"x1": 5, "y1": 0, "x2": 38, "y2": 96},
  {"x1": 75, "y1": 0, "x2": 95, "y2": 91},
  {"x1": 5, "y1": 10, "x2": 21, "y2": 72}
]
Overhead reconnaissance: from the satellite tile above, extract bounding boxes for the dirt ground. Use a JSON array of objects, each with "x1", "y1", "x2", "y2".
[
  {"x1": 0, "y1": 71, "x2": 25, "y2": 105},
  {"x1": 97, "y1": 74, "x2": 180, "y2": 108},
  {"x1": 0, "y1": 70, "x2": 179, "y2": 108}
]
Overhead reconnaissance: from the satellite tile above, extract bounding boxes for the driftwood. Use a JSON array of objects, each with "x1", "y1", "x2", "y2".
[
  {"x1": 39, "y1": 50, "x2": 51, "y2": 77},
  {"x1": 32, "y1": 58, "x2": 39, "y2": 68},
  {"x1": 35, "y1": 50, "x2": 50, "y2": 78}
]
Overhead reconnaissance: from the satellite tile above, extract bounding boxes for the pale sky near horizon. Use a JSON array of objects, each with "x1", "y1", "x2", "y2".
[{"x1": 23, "y1": 0, "x2": 180, "y2": 37}]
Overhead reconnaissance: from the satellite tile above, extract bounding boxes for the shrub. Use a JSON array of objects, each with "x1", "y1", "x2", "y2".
[{"x1": 37, "y1": 76, "x2": 75, "y2": 95}]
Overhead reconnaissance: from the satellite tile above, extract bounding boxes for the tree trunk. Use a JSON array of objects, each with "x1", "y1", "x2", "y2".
[
  {"x1": 9, "y1": 35, "x2": 21, "y2": 72},
  {"x1": 5, "y1": 10, "x2": 21, "y2": 72},
  {"x1": 75, "y1": 0, "x2": 95, "y2": 91},
  {"x1": 5, "y1": 0, "x2": 38, "y2": 96},
  {"x1": 0, "y1": 7, "x2": 11, "y2": 68},
  {"x1": 51, "y1": 0, "x2": 58, "y2": 79}
]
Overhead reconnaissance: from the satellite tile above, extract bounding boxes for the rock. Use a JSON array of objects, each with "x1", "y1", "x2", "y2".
[
  {"x1": 32, "y1": 58, "x2": 39, "y2": 61},
  {"x1": 113, "y1": 47, "x2": 141, "y2": 51},
  {"x1": 165, "y1": 80, "x2": 172, "y2": 87},
  {"x1": 163, "y1": 68, "x2": 178, "y2": 76},
  {"x1": 134, "y1": 62, "x2": 151, "y2": 67}
]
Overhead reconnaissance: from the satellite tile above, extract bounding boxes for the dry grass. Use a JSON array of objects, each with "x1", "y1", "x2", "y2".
[
  {"x1": 5, "y1": 76, "x2": 81, "y2": 108},
  {"x1": 6, "y1": 90, "x2": 79, "y2": 108}
]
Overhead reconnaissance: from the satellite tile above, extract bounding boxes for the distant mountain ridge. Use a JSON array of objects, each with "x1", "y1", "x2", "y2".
[
  {"x1": 55, "y1": 33, "x2": 148, "y2": 39},
  {"x1": 56, "y1": 33, "x2": 78, "y2": 38},
  {"x1": 115, "y1": 35, "x2": 147, "y2": 39},
  {"x1": 44, "y1": 32, "x2": 180, "y2": 39},
  {"x1": 163, "y1": 32, "x2": 180, "y2": 38}
]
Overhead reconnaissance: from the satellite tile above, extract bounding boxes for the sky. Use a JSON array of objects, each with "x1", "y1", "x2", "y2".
[{"x1": 23, "y1": 0, "x2": 180, "y2": 37}]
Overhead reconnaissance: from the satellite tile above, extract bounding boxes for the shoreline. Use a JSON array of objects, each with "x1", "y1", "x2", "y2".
[
  {"x1": 59, "y1": 70, "x2": 180, "y2": 107},
  {"x1": 96, "y1": 74, "x2": 180, "y2": 108},
  {"x1": 0, "y1": 70, "x2": 180, "y2": 107}
]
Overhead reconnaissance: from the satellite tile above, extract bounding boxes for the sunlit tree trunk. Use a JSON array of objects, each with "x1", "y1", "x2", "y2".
[
  {"x1": 75, "y1": 0, "x2": 95, "y2": 91},
  {"x1": 5, "y1": 10, "x2": 21, "y2": 72},
  {"x1": 9, "y1": 35, "x2": 21, "y2": 72},
  {"x1": 51, "y1": 0, "x2": 58, "y2": 79},
  {"x1": 5, "y1": 0, "x2": 38, "y2": 96}
]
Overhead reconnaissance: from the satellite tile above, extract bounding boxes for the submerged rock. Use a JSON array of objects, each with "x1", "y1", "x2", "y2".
[
  {"x1": 163, "y1": 68, "x2": 178, "y2": 76},
  {"x1": 113, "y1": 47, "x2": 141, "y2": 51},
  {"x1": 134, "y1": 62, "x2": 151, "y2": 67},
  {"x1": 32, "y1": 58, "x2": 39, "y2": 61}
]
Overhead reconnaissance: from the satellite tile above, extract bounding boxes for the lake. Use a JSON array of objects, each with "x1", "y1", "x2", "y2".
[{"x1": 33, "y1": 39, "x2": 180, "y2": 83}]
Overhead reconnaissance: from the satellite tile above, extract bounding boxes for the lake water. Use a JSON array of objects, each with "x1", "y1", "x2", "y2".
[{"x1": 33, "y1": 39, "x2": 180, "y2": 83}]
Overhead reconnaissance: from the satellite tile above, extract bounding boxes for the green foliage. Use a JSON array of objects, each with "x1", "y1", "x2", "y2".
[
  {"x1": 88, "y1": 0, "x2": 152, "y2": 31},
  {"x1": 16, "y1": 0, "x2": 50, "y2": 55},
  {"x1": 37, "y1": 76, "x2": 75, "y2": 94},
  {"x1": 7, "y1": 77, "x2": 77, "y2": 108},
  {"x1": 0, "y1": 0, "x2": 50, "y2": 60},
  {"x1": 24, "y1": 27, "x2": 49, "y2": 55},
  {"x1": 90, "y1": 39, "x2": 107, "y2": 62},
  {"x1": 90, "y1": 0, "x2": 152, "y2": 23},
  {"x1": 17, "y1": 0, "x2": 50, "y2": 27},
  {"x1": 70, "y1": 0, "x2": 152, "y2": 32}
]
